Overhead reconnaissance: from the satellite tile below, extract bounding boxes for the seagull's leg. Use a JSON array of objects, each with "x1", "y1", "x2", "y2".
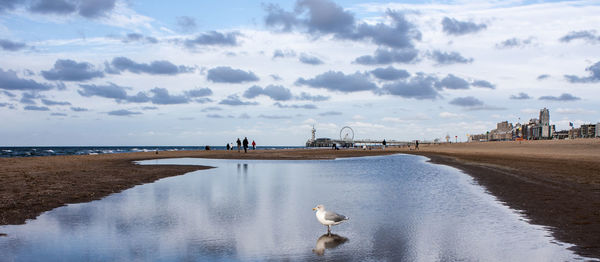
[{"x1": 327, "y1": 225, "x2": 331, "y2": 234}]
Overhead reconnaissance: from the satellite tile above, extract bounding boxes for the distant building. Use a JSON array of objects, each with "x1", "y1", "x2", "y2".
[
  {"x1": 306, "y1": 126, "x2": 334, "y2": 147},
  {"x1": 554, "y1": 130, "x2": 569, "y2": 140},
  {"x1": 569, "y1": 128, "x2": 581, "y2": 139},
  {"x1": 539, "y1": 107, "x2": 550, "y2": 126},
  {"x1": 520, "y1": 108, "x2": 554, "y2": 140},
  {"x1": 489, "y1": 121, "x2": 513, "y2": 141},
  {"x1": 466, "y1": 107, "x2": 600, "y2": 142},
  {"x1": 543, "y1": 125, "x2": 555, "y2": 139},
  {"x1": 468, "y1": 133, "x2": 488, "y2": 142},
  {"x1": 580, "y1": 124, "x2": 597, "y2": 138},
  {"x1": 538, "y1": 108, "x2": 553, "y2": 139},
  {"x1": 521, "y1": 118, "x2": 539, "y2": 140},
  {"x1": 307, "y1": 138, "x2": 334, "y2": 147},
  {"x1": 513, "y1": 123, "x2": 522, "y2": 138}
]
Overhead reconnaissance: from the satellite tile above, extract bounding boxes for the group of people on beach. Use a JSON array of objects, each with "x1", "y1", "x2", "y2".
[{"x1": 226, "y1": 137, "x2": 256, "y2": 153}]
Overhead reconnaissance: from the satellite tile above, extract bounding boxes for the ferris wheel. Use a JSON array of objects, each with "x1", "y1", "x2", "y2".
[{"x1": 339, "y1": 126, "x2": 355, "y2": 142}]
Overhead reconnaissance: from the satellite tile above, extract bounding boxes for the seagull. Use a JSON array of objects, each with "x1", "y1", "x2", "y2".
[{"x1": 312, "y1": 204, "x2": 349, "y2": 234}]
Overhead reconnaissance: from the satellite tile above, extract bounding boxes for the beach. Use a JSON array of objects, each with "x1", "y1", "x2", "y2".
[
  {"x1": 1, "y1": 140, "x2": 599, "y2": 258},
  {"x1": 404, "y1": 139, "x2": 600, "y2": 259}
]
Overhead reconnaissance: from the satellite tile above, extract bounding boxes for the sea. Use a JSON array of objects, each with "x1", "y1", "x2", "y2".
[{"x1": 0, "y1": 146, "x2": 303, "y2": 158}]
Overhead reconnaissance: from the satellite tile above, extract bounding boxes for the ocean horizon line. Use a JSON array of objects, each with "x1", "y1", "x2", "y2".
[{"x1": 0, "y1": 145, "x2": 305, "y2": 158}]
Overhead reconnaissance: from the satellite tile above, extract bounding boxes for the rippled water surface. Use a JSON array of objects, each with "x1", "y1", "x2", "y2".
[{"x1": 0, "y1": 154, "x2": 586, "y2": 261}]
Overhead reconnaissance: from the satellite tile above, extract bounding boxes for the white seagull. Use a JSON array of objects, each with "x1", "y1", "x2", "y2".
[{"x1": 312, "y1": 204, "x2": 349, "y2": 234}]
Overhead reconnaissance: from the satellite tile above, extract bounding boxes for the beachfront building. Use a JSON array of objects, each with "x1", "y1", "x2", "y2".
[
  {"x1": 569, "y1": 128, "x2": 581, "y2": 139},
  {"x1": 468, "y1": 133, "x2": 488, "y2": 142},
  {"x1": 467, "y1": 108, "x2": 599, "y2": 141},
  {"x1": 469, "y1": 121, "x2": 513, "y2": 142},
  {"x1": 513, "y1": 123, "x2": 523, "y2": 138},
  {"x1": 521, "y1": 118, "x2": 539, "y2": 140},
  {"x1": 520, "y1": 109, "x2": 555, "y2": 140},
  {"x1": 554, "y1": 130, "x2": 569, "y2": 140},
  {"x1": 489, "y1": 121, "x2": 514, "y2": 141},
  {"x1": 580, "y1": 124, "x2": 597, "y2": 138},
  {"x1": 540, "y1": 108, "x2": 550, "y2": 126},
  {"x1": 539, "y1": 108, "x2": 554, "y2": 139}
]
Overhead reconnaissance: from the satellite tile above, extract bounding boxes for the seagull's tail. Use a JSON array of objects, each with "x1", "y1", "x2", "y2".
[{"x1": 344, "y1": 216, "x2": 350, "y2": 220}]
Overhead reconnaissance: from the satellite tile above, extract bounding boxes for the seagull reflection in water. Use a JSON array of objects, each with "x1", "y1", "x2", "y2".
[{"x1": 312, "y1": 233, "x2": 349, "y2": 256}]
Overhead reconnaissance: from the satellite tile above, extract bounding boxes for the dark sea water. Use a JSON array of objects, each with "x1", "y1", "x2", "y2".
[
  {"x1": 0, "y1": 146, "x2": 302, "y2": 158},
  {"x1": 0, "y1": 154, "x2": 588, "y2": 261}
]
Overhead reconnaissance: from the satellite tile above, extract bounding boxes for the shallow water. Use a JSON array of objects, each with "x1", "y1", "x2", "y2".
[{"x1": 0, "y1": 154, "x2": 586, "y2": 261}]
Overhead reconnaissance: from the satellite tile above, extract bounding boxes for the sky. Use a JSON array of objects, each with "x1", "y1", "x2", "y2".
[{"x1": 1, "y1": 0, "x2": 599, "y2": 146}]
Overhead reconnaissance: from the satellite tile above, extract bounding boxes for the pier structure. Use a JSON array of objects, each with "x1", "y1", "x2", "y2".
[{"x1": 306, "y1": 126, "x2": 412, "y2": 148}]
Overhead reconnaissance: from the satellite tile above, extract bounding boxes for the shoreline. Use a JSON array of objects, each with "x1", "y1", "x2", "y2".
[
  {"x1": 1, "y1": 141, "x2": 599, "y2": 259},
  {"x1": 401, "y1": 139, "x2": 600, "y2": 259},
  {"x1": 417, "y1": 153, "x2": 599, "y2": 259}
]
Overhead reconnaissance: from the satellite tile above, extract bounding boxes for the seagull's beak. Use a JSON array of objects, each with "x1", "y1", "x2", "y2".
[{"x1": 312, "y1": 207, "x2": 317, "y2": 211}]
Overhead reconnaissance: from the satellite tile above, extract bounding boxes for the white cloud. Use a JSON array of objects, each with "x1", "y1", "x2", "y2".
[
  {"x1": 381, "y1": 117, "x2": 405, "y2": 123},
  {"x1": 345, "y1": 121, "x2": 386, "y2": 130},
  {"x1": 439, "y1": 112, "x2": 463, "y2": 118},
  {"x1": 352, "y1": 114, "x2": 365, "y2": 120},
  {"x1": 99, "y1": 2, "x2": 155, "y2": 31},
  {"x1": 302, "y1": 118, "x2": 317, "y2": 125},
  {"x1": 520, "y1": 108, "x2": 538, "y2": 114},
  {"x1": 555, "y1": 108, "x2": 596, "y2": 115},
  {"x1": 1, "y1": 1, "x2": 600, "y2": 145}
]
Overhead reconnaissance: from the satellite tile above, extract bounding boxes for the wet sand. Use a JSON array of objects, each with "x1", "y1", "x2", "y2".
[{"x1": 1, "y1": 140, "x2": 599, "y2": 258}]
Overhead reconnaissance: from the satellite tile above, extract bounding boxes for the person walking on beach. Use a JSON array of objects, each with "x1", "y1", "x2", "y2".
[
  {"x1": 236, "y1": 138, "x2": 241, "y2": 152},
  {"x1": 243, "y1": 137, "x2": 249, "y2": 153},
  {"x1": 415, "y1": 140, "x2": 419, "y2": 150},
  {"x1": 382, "y1": 139, "x2": 386, "y2": 150},
  {"x1": 226, "y1": 143, "x2": 230, "y2": 151},
  {"x1": 252, "y1": 140, "x2": 256, "y2": 150}
]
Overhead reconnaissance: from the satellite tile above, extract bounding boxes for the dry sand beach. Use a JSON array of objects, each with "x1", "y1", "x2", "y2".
[{"x1": 1, "y1": 139, "x2": 599, "y2": 258}]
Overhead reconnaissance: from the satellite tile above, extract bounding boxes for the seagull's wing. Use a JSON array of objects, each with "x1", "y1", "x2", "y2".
[{"x1": 324, "y1": 211, "x2": 348, "y2": 222}]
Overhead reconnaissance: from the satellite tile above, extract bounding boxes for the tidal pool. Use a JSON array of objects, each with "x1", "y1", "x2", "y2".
[{"x1": 0, "y1": 154, "x2": 587, "y2": 261}]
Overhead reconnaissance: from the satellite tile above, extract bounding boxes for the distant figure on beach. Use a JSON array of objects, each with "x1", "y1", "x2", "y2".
[
  {"x1": 243, "y1": 137, "x2": 249, "y2": 153},
  {"x1": 230, "y1": 143, "x2": 234, "y2": 150},
  {"x1": 415, "y1": 140, "x2": 419, "y2": 150},
  {"x1": 382, "y1": 139, "x2": 386, "y2": 150},
  {"x1": 236, "y1": 138, "x2": 241, "y2": 152},
  {"x1": 252, "y1": 140, "x2": 256, "y2": 150},
  {"x1": 155, "y1": 150, "x2": 158, "y2": 154},
  {"x1": 226, "y1": 143, "x2": 230, "y2": 150},
  {"x1": 205, "y1": 145, "x2": 210, "y2": 150}
]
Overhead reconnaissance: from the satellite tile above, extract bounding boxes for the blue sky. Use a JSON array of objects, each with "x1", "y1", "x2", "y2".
[{"x1": 1, "y1": 0, "x2": 599, "y2": 146}]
